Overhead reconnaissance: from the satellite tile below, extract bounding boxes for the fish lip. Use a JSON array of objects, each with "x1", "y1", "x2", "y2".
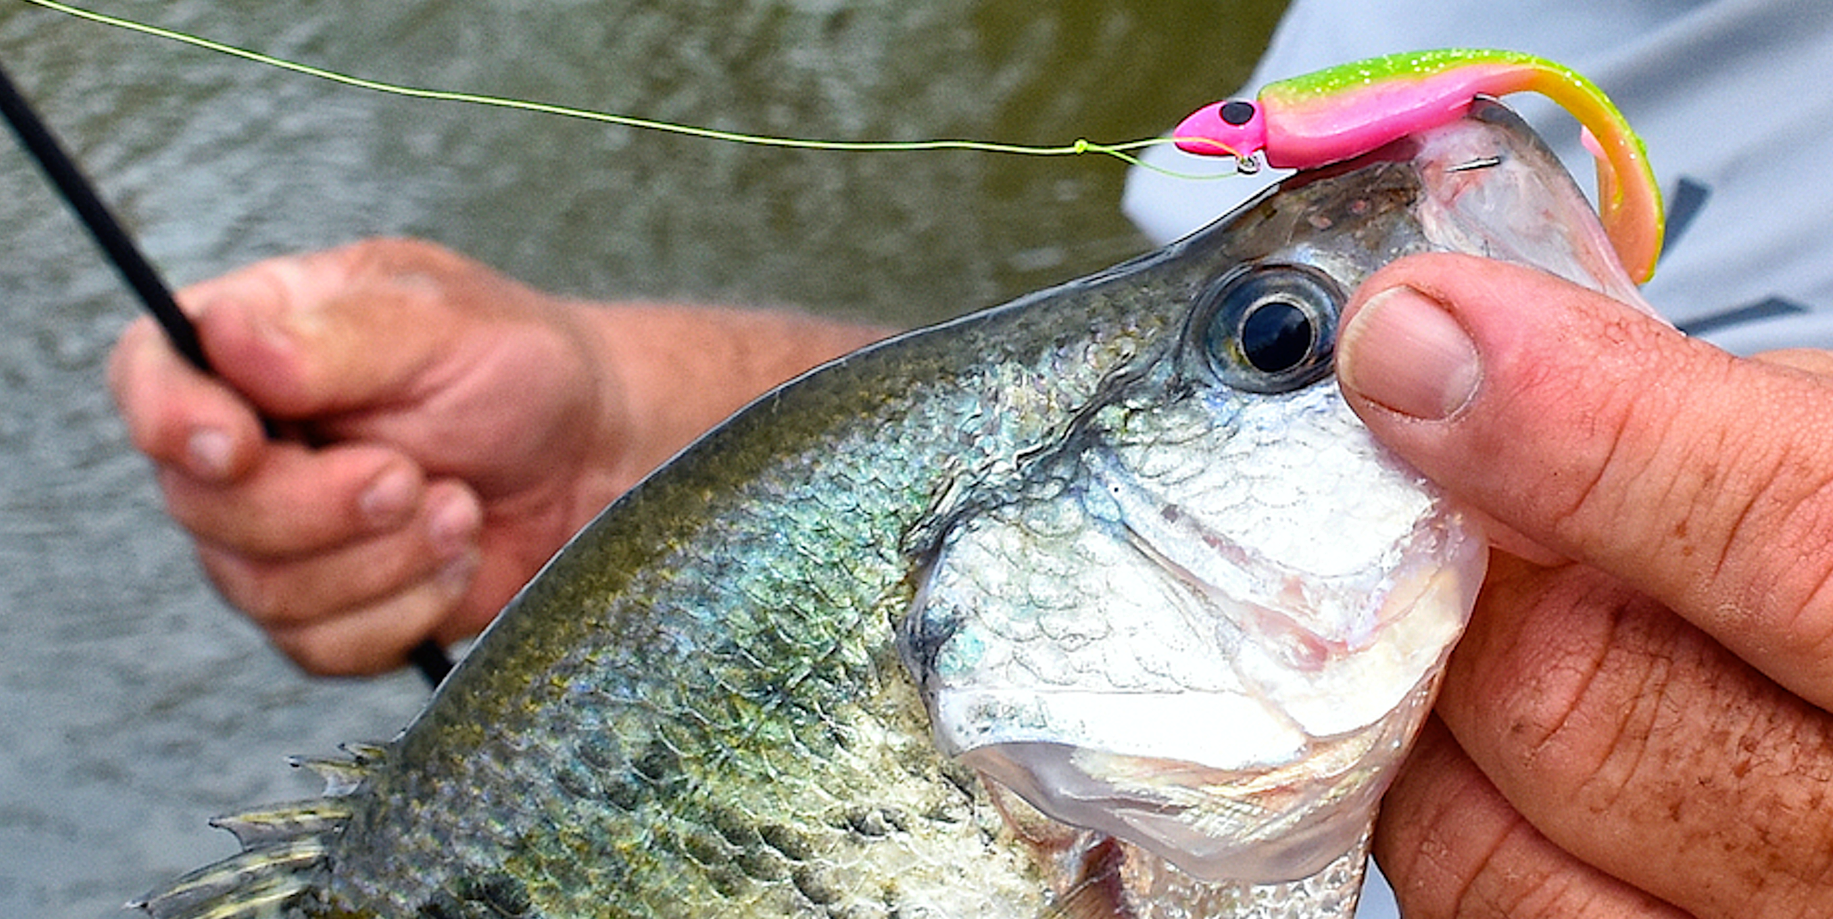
[{"x1": 953, "y1": 671, "x2": 1446, "y2": 884}]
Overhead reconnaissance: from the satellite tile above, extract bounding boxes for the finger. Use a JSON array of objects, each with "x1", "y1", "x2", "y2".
[
  {"x1": 1375, "y1": 718, "x2": 1686, "y2": 919},
  {"x1": 194, "y1": 481, "x2": 483, "y2": 630},
  {"x1": 1752, "y1": 347, "x2": 1833, "y2": 376},
  {"x1": 265, "y1": 562, "x2": 477, "y2": 676},
  {"x1": 108, "y1": 316, "x2": 265, "y2": 482},
  {"x1": 1429, "y1": 552, "x2": 1833, "y2": 918},
  {"x1": 1336, "y1": 253, "x2": 1833, "y2": 708},
  {"x1": 177, "y1": 239, "x2": 503, "y2": 420},
  {"x1": 157, "y1": 442, "x2": 435, "y2": 557}
]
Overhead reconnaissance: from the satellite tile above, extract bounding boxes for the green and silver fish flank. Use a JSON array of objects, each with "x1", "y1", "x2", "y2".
[{"x1": 137, "y1": 102, "x2": 1651, "y2": 919}]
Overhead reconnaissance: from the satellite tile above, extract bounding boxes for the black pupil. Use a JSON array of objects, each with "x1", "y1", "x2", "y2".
[
  {"x1": 1220, "y1": 100, "x2": 1256, "y2": 126},
  {"x1": 1240, "y1": 301, "x2": 1314, "y2": 372}
]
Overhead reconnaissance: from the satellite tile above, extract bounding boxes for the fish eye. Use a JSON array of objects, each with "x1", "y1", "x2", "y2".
[{"x1": 1194, "y1": 264, "x2": 1344, "y2": 394}]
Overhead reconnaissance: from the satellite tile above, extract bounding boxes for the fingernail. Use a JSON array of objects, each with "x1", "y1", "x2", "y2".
[
  {"x1": 436, "y1": 549, "x2": 480, "y2": 597},
  {"x1": 427, "y1": 489, "x2": 482, "y2": 556},
  {"x1": 359, "y1": 466, "x2": 417, "y2": 527},
  {"x1": 1339, "y1": 285, "x2": 1481, "y2": 420},
  {"x1": 186, "y1": 428, "x2": 234, "y2": 480}
]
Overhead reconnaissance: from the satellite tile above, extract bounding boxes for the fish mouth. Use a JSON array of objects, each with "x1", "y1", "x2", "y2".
[
  {"x1": 908, "y1": 482, "x2": 1484, "y2": 883},
  {"x1": 900, "y1": 367, "x2": 1489, "y2": 884},
  {"x1": 1411, "y1": 101, "x2": 1659, "y2": 318}
]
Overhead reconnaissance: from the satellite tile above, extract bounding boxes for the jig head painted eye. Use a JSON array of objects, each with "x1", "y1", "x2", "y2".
[
  {"x1": 1171, "y1": 49, "x2": 1665, "y2": 284},
  {"x1": 1174, "y1": 98, "x2": 1267, "y2": 171}
]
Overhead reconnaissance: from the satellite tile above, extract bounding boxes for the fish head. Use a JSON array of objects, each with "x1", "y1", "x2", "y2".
[{"x1": 899, "y1": 101, "x2": 1645, "y2": 892}]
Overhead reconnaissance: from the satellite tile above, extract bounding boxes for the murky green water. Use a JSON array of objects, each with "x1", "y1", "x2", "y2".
[{"x1": 0, "y1": 1, "x2": 1286, "y2": 915}]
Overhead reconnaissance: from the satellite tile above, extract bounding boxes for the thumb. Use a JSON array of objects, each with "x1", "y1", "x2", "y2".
[
  {"x1": 180, "y1": 240, "x2": 472, "y2": 420},
  {"x1": 1337, "y1": 252, "x2": 1833, "y2": 709}
]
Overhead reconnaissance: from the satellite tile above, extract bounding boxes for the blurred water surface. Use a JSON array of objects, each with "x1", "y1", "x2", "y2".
[{"x1": 0, "y1": 1, "x2": 1287, "y2": 915}]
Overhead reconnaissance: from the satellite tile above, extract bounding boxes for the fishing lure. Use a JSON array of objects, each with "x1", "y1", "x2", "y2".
[{"x1": 1173, "y1": 49, "x2": 1664, "y2": 283}]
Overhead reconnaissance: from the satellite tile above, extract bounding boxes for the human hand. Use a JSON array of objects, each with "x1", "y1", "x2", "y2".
[
  {"x1": 1337, "y1": 253, "x2": 1833, "y2": 918},
  {"x1": 110, "y1": 238, "x2": 889, "y2": 675}
]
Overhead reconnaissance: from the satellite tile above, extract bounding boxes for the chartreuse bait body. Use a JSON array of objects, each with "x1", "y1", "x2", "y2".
[{"x1": 1174, "y1": 49, "x2": 1663, "y2": 284}]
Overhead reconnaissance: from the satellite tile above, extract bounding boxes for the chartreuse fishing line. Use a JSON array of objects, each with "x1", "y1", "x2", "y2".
[{"x1": 14, "y1": 0, "x2": 1202, "y2": 174}]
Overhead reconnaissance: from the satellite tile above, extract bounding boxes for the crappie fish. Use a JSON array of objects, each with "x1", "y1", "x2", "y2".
[{"x1": 138, "y1": 102, "x2": 1647, "y2": 919}]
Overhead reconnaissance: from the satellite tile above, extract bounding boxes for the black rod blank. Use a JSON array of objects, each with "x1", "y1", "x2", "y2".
[{"x1": 0, "y1": 59, "x2": 453, "y2": 688}]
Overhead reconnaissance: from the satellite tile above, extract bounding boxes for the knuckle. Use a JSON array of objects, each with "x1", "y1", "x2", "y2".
[
  {"x1": 155, "y1": 469, "x2": 218, "y2": 535},
  {"x1": 1533, "y1": 337, "x2": 1695, "y2": 557},
  {"x1": 105, "y1": 319, "x2": 154, "y2": 401},
  {"x1": 270, "y1": 628, "x2": 368, "y2": 677},
  {"x1": 1530, "y1": 343, "x2": 1833, "y2": 640},
  {"x1": 1681, "y1": 363, "x2": 1833, "y2": 685},
  {"x1": 1489, "y1": 568, "x2": 1833, "y2": 915},
  {"x1": 344, "y1": 236, "x2": 460, "y2": 278},
  {"x1": 1722, "y1": 440, "x2": 1833, "y2": 629},
  {"x1": 158, "y1": 472, "x2": 270, "y2": 550},
  {"x1": 196, "y1": 546, "x2": 316, "y2": 627},
  {"x1": 110, "y1": 346, "x2": 184, "y2": 460},
  {"x1": 1482, "y1": 568, "x2": 1656, "y2": 798},
  {"x1": 1466, "y1": 867, "x2": 1675, "y2": 919},
  {"x1": 272, "y1": 593, "x2": 443, "y2": 678}
]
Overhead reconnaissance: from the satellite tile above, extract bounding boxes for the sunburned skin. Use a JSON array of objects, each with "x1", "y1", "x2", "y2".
[{"x1": 1173, "y1": 49, "x2": 1664, "y2": 284}]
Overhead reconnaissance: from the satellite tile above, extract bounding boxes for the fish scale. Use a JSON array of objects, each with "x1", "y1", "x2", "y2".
[{"x1": 140, "y1": 102, "x2": 1652, "y2": 919}]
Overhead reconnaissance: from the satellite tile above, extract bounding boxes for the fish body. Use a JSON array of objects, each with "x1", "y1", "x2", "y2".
[{"x1": 140, "y1": 102, "x2": 1646, "y2": 919}]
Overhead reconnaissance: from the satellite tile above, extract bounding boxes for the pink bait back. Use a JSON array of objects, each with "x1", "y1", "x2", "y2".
[{"x1": 1174, "y1": 50, "x2": 1663, "y2": 283}]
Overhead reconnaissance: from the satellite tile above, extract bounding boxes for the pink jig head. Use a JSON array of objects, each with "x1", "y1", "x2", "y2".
[{"x1": 1175, "y1": 49, "x2": 1664, "y2": 283}]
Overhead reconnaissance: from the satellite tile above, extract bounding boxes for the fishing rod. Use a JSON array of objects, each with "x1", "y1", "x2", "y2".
[{"x1": 0, "y1": 59, "x2": 455, "y2": 689}]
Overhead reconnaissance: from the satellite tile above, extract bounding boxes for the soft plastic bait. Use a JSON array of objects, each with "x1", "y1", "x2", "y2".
[{"x1": 1173, "y1": 49, "x2": 1663, "y2": 282}]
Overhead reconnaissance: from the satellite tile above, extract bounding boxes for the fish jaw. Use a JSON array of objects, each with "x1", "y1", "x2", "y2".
[{"x1": 1411, "y1": 101, "x2": 1660, "y2": 317}]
